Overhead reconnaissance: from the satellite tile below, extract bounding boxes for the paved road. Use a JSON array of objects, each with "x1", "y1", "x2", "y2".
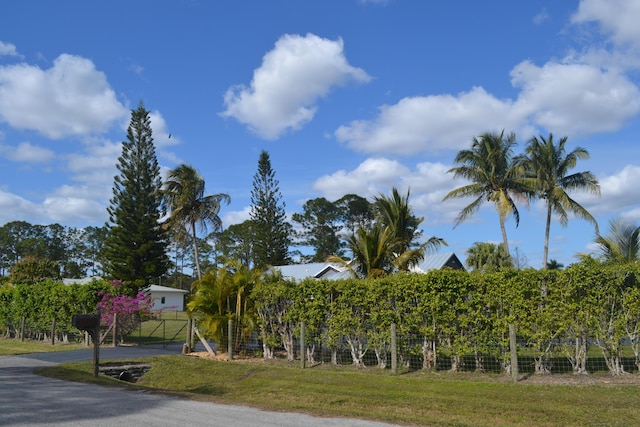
[{"x1": 0, "y1": 345, "x2": 400, "y2": 427}]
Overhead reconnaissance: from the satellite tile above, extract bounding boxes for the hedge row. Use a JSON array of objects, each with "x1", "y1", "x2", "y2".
[
  {"x1": 253, "y1": 261, "x2": 640, "y2": 375},
  {"x1": 0, "y1": 280, "x2": 111, "y2": 341}
]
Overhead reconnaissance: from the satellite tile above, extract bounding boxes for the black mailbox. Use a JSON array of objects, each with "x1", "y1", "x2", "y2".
[{"x1": 72, "y1": 314, "x2": 100, "y2": 331}]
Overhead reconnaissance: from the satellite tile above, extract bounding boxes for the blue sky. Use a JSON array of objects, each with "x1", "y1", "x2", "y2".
[{"x1": 1, "y1": 0, "x2": 639, "y2": 268}]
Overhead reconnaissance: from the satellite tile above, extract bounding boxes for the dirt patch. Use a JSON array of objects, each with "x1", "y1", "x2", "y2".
[
  {"x1": 189, "y1": 352, "x2": 260, "y2": 362},
  {"x1": 518, "y1": 372, "x2": 640, "y2": 385}
]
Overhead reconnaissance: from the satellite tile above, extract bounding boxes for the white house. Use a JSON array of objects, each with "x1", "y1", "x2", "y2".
[{"x1": 144, "y1": 284, "x2": 189, "y2": 312}]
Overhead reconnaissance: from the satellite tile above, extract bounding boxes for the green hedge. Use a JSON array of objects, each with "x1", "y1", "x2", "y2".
[
  {"x1": 252, "y1": 261, "x2": 640, "y2": 375},
  {"x1": 0, "y1": 279, "x2": 111, "y2": 339}
]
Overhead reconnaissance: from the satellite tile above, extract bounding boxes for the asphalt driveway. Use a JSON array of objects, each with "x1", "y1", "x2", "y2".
[{"x1": 0, "y1": 345, "x2": 400, "y2": 427}]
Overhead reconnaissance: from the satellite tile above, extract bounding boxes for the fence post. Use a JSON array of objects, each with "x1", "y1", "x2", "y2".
[
  {"x1": 300, "y1": 322, "x2": 306, "y2": 369},
  {"x1": 509, "y1": 323, "x2": 518, "y2": 381},
  {"x1": 51, "y1": 318, "x2": 56, "y2": 346},
  {"x1": 391, "y1": 323, "x2": 397, "y2": 375},
  {"x1": 228, "y1": 319, "x2": 233, "y2": 361},
  {"x1": 185, "y1": 318, "x2": 192, "y2": 352}
]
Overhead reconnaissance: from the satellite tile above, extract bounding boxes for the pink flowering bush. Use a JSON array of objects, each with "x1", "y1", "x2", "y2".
[{"x1": 97, "y1": 280, "x2": 153, "y2": 343}]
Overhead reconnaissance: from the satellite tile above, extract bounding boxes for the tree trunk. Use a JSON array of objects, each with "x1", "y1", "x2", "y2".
[
  {"x1": 374, "y1": 346, "x2": 387, "y2": 369},
  {"x1": 262, "y1": 342, "x2": 274, "y2": 360},
  {"x1": 542, "y1": 203, "x2": 552, "y2": 269},
  {"x1": 191, "y1": 222, "x2": 201, "y2": 280},
  {"x1": 346, "y1": 336, "x2": 366, "y2": 367},
  {"x1": 576, "y1": 335, "x2": 588, "y2": 374},
  {"x1": 450, "y1": 354, "x2": 461, "y2": 372},
  {"x1": 306, "y1": 345, "x2": 316, "y2": 364},
  {"x1": 280, "y1": 330, "x2": 295, "y2": 361},
  {"x1": 499, "y1": 216, "x2": 510, "y2": 256},
  {"x1": 422, "y1": 338, "x2": 436, "y2": 370},
  {"x1": 474, "y1": 348, "x2": 485, "y2": 373}
]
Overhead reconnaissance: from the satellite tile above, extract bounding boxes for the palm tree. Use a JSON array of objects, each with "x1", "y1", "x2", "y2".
[
  {"x1": 163, "y1": 164, "x2": 230, "y2": 279},
  {"x1": 374, "y1": 187, "x2": 423, "y2": 253},
  {"x1": 374, "y1": 187, "x2": 445, "y2": 265},
  {"x1": 443, "y1": 131, "x2": 530, "y2": 256},
  {"x1": 522, "y1": 134, "x2": 600, "y2": 269},
  {"x1": 330, "y1": 187, "x2": 445, "y2": 277},
  {"x1": 465, "y1": 242, "x2": 513, "y2": 272},
  {"x1": 341, "y1": 225, "x2": 398, "y2": 278},
  {"x1": 594, "y1": 218, "x2": 640, "y2": 264},
  {"x1": 545, "y1": 259, "x2": 564, "y2": 270},
  {"x1": 187, "y1": 261, "x2": 260, "y2": 349}
]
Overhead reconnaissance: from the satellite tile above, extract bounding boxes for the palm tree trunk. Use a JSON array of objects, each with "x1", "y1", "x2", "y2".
[
  {"x1": 543, "y1": 203, "x2": 552, "y2": 269},
  {"x1": 191, "y1": 222, "x2": 201, "y2": 280},
  {"x1": 499, "y1": 216, "x2": 510, "y2": 256}
]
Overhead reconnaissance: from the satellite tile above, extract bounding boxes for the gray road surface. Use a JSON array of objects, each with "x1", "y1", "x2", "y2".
[{"x1": 0, "y1": 345, "x2": 401, "y2": 427}]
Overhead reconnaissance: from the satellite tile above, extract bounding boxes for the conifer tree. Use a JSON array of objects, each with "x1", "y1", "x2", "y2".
[
  {"x1": 249, "y1": 150, "x2": 291, "y2": 268},
  {"x1": 103, "y1": 102, "x2": 169, "y2": 292}
]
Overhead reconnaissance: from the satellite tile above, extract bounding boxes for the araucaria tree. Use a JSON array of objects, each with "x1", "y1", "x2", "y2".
[
  {"x1": 163, "y1": 164, "x2": 230, "y2": 280},
  {"x1": 103, "y1": 102, "x2": 170, "y2": 292},
  {"x1": 250, "y1": 150, "x2": 291, "y2": 268},
  {"x1": 522, "y1": 134, "x2": 600, "y2": 269}
]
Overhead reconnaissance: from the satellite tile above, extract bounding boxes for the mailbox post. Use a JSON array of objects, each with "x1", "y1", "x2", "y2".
[{"x1": 72, "y1": 313, "x2": 101, "y2": 378}]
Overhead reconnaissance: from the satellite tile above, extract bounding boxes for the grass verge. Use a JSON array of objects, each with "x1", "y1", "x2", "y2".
[
  {"x1": 36, "y1": 355, "x2": 640, "y2": 427},
  {"x1": 0, "y1": 338, "x2": 87, "y2": 355}
]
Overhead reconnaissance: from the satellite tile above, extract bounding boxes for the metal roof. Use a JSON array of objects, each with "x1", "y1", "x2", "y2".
[
  {"x1": 273, "y1": 252, "x2": 464, "y2": 281},
  {"x1": 412, "y1": 252, "x2": 465, "y2": 273},
  {"x1": 272, "y1": 262, "x2": 351, "y2": 282},
  {"x1": 144, "y1": 284, "x2": 189, "y2": 294}
]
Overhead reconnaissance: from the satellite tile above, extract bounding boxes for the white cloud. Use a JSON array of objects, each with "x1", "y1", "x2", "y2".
[
  {"x1": 620, "y1": 208, "x2": 640, "y2": 224},
  {"x1": 533, "y1": 9, "x2": 550, "y2": 25},
  {"x1": 570, "y1": 0, "x2": 640, "y2": 71},
  {"x1": 312, "y1": 158, "x2": 410, "y2": 201},
  {"x1": 335, "y1": 58, "x2": 640, "y2": 156},
  {"x1": 65, "y1": 140, "x2": 121, "y2": 185},
  {"x1": 221, "y1": 33, "x2": 371, "y2": 140},
  {"x1": 43, "y1": 196, "x2": 106, "y2": 222},
  {"x1": 312, "y1": 157, "x2": 481, "y2": 227},
  {"x1": 0, "y1": 41, "x2": 19, "y2": 57},
  {"x1": 576, "y1": 164, "x2": 640, "y2": 216},
  {"x1": 0, "y1": 54, "x2": 127, "y2": 139},
  {"x1": 511, "y1": 60, "x2": 640, "y2": 135},
  {"x1": 223, "y1": 206, "x2": 252, "y2": 226},
  {"x1": 336, "y1": 87, "x2": 519, "y2": 154},
  {"x1": 0, "y1": 190, "x2": 40, "y2": 224},
  {"x1": 572, "y1": 0, "x2": 640, "y2": 49},
  {"x1": 0, "y1": 142, "x2": 55, "y2": 163},
  {"x1": 149, "y1": 110, "x2": 179, "y2": 148}
]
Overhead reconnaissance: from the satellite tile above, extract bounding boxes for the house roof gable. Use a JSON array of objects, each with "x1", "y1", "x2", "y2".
[{"x1": 413, "y1": 252, "x2": 465, "y2": 273}]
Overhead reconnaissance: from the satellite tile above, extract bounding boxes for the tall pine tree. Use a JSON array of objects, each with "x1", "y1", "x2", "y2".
[
  {"x1": 103, "y1": 102, "x2": 169, "y2": 292},
  {"x1": 250, "y1": 150, "x2": 291, "y2": 268}
]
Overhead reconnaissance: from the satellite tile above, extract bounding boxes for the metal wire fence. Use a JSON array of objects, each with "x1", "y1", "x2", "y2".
[{"x1": 214, "y1": 321, "x2": 640, "y2": 377}]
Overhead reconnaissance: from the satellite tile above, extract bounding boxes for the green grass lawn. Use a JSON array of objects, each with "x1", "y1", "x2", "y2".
[
  {"x1": 36, "y1": 355, "x2": 640, "y2": 427},
  {"x1": 0, "y1": 338, "x2": 87, "y2": 355},
  {"x1": 125, "y1": 317, "x2": 189, "y2": 345}
]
